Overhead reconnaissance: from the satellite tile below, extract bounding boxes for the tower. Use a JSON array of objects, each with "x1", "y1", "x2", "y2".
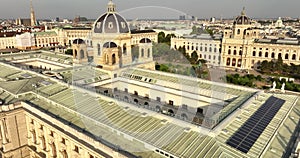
[
  {"x1": 72, "y1": 39, "x2": 88, "y2": 64},
  {"x1": 92, "y1": 0, "x2": 132, "y2": 71},
  {"x1": 232, "y1": 7, "x2": 251, "y2": 39},
  {"x1": 30, "y1": 0, "x2": 37, "y2": 26},
  {"x1": 138, "y1": 38, "x2": 153, "y2": 63}
]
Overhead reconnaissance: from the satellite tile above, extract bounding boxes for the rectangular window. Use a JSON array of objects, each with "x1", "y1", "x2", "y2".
[
  {"x1": 134, "y1": 91, "x2": 138, "y2": 95},
  {"x1": 169, "y1": 100, "x2": 174, "y2": 105},
  {"x1": 124, "y1": 88, "x2": 128, "y2": 93}
]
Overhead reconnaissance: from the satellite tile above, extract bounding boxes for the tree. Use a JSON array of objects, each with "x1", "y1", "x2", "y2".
[
  {"x1": 191, "y1": 26, "x2": 199, "y2": 35},
  {"x1": 158, "y1": 32, "x2": 166, "y2": 43},
  {"x1": 65, "y1": 49, "x2": 73, "y2": 55},
  {"x1": 205, "y1": 29, "x2": 214, "y2": 36},
  {"x1": 190, "y1": 51, "x2": 199, "y2": 64}
]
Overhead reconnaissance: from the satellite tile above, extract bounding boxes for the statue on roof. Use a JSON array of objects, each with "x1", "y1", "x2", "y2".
[
  {"x1": 241, "y1": 7, "x2": 246, "y2": 16},
  {"x1": 271, "y1": 81, "x2": 276, "y2": 91},
  {"x1": 281, "y1": 83, "x2": 285, "y2": 93}
]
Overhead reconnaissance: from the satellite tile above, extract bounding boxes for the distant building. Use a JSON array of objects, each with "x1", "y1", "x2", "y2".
[
  {"x1": 15, "y1": 18, "x2": 31, "y2": 26},
  {"x1": 179, "y1": 15, "x2": 186, "y2": 20},
  {"x1": 171, "y1": 34, "x2": 222, "y2": 66},
  {"x1": 222, "y1": 8, "x2": 300, "y2": 69},
  {"x1": 274, "y1": 17, "x2": 284, "y2": 28},
  {"x1": 171, "y1": 8, "x2": 300, "y2": 70}
]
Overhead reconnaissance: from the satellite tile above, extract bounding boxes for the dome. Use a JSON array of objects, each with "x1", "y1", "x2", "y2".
[
  {"x1": 234, "y1": 8, "x2": 251, "y2": 25},
  {"x1": 73, "y1": 38, "x2": 85, "y2": 44},
  {"x1": 93, "y1": 0, "x2": 130, "y2": 34}
]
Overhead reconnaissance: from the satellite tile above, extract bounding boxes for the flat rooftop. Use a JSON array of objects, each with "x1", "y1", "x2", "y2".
[{"x1": 0, "y1": 54, "x2": 299, "y2": 158}]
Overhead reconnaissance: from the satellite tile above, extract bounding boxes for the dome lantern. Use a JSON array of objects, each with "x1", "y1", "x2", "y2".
[{"x1": 107, "y1": 0, "x2": 116, "y2": 13}]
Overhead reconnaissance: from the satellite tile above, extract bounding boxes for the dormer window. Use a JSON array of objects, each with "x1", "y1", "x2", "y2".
[
  {"x1": 96, "y1": 22, "x2": 101, "y2": 28},
  {"x1": 108, "y1": 22, "x2": 113, "y2": 29},
  {"x1": 121, "y1": 22, "x2": 126, "y2": 28}
]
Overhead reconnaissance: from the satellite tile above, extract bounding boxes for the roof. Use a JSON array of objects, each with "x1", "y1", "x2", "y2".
[
  {"x1": 254, "y1": 38, "x2": 300, "y2": 45},
  {"x1": 0, "y1": 32, "x2": 22, "y2": 37},
  {"x1": 0, "y1": 53, "x2": 299, "y2": 158},
  {"x1": 93, "y1": 13, "x2": 130, "y2": 34},
  {"x1": 33, "y1": 31, "x2": 57, "y2": 36},
  {"x1": 131, "y1": 29, "x2": 156, "y2": 34},
  {"x1": 234, "y1": 8, "x2": 251, "y2": 25}
]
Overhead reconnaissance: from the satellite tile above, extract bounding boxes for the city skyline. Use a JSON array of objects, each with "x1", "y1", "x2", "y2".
[{"x1": 0, "y1": 0, "x2": 300, "y2": 20}]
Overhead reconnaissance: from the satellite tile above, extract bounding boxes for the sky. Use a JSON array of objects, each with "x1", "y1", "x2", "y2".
[{"x1": 0, "y1": 0, "x2": 300, "y2": 20}]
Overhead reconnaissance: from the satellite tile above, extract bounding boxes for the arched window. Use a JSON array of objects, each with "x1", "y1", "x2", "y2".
[
  {"x1": 238, "y1": 59, "x2": 242, "y2": 67},
  {"x1": 123, "y1": 43, "x2": 127, "y2": 54},
  {"x1": 226, "y1": 58, "x2": 231, "y2": 66},
  {"x1": 292, "y1": 54, "x2": 296, "y2": 60},
  {"x1": 209, "y1": 47, "x2": 212, "y2": 52},
  {"x1": 278, "y1": 53, "x2": 282, "y2": 59},
  {"x1": 285, "y1": 54, "x2": 289, "y2": 60},
  {"x1": 228, "y1": 49, "x2": 231, "y2": 55},
  {"x1": 239, "y1": 50, "x2": 242, "y2": 55},
  {"x1": 237, "y1": 29, "x2": 241, "y2": 35},
  {"x1": 232, "y1": 58, "x2": 236, "y2": 66},
  {"x1": 265, "y1": 52, "x2": 268, "y2": 58},
  {"x1": 97, "y1": 43, "x2": 101, "y2": 56},
  {"x1": 233, "y1": 50, "x2": 237, "y2": 55},
  {"x1": 80, "y1": 50, "x2": 84, "y2": 59},
  {"x1": 271, "y1": 52, "x2": 275, "y2": 58},
  {"x1": 112, "y1": 54, "x2": 116, "y2": 65},
  {"x1": 259, "y1": 51, "x2": 262, "y2": 57}
]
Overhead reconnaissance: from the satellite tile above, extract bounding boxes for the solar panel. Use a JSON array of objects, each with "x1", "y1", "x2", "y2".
[{"x1": 226, "y1": 96, "x2": 285, "y2": 153}]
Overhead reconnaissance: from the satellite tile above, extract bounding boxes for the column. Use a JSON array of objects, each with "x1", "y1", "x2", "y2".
[{"x1": 0, "y1": 120, "x2": 8, "y2": 144}]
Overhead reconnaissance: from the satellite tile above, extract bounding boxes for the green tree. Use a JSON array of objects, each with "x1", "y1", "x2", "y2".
[
  {"x1": 65, "y1": 49, "x2": 73, "y2": 55},
  {"x1": 190, "y1": 51, "x2": 199, "y2": 64},
  {"x1": 158, "y1": 32, "x2": 166, "y2": 43}
]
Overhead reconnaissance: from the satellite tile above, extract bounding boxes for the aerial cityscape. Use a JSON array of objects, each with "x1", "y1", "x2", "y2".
[{"x1": 0, "y1": 0, "x2": 300, "y2": 158}]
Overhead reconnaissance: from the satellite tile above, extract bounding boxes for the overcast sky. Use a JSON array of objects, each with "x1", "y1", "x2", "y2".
[{"x1": 0, "y1": 0, "x2": 299, "y2": 20}]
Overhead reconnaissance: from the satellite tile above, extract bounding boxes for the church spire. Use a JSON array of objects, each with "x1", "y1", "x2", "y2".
[
  {"x1": 107, "y1": 0, "x2": 116, "y2": 13},
  {"x1": 30, "y1": 0, "x2": 37, "y2": 26}
]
